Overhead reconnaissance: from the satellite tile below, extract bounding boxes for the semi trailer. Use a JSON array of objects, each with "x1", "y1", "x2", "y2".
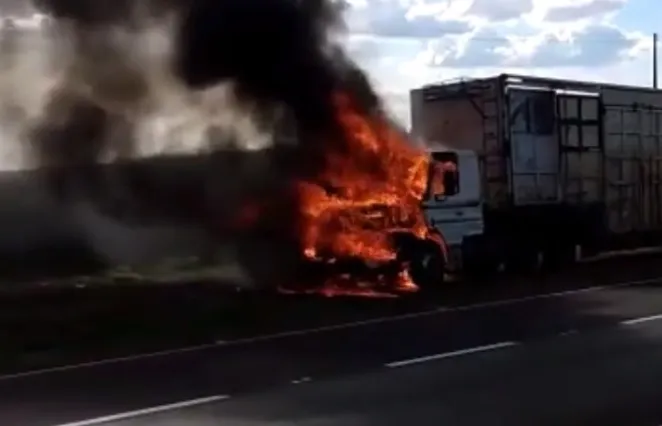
[{"x1": 410, "y1": 73, "x2": 662, "y2": 278}]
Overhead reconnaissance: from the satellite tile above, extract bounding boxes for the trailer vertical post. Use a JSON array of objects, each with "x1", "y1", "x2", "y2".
[{"x1": 654, "y1": 32, "x2": 658, "y2": 89}]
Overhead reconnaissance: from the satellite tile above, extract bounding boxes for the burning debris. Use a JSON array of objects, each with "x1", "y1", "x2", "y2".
[{"x1": 19, "y1": 0, "x2": 448, "y2": 296}]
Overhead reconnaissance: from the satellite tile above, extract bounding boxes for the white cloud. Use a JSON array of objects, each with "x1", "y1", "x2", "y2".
[
  {"x1": 347, "y1": 0, "x2": 473, "y2": 38},
  {"x1": 466, "y1": 0, "x2": 535, "y2": 22},
  {"x1": 342, "y1": 0, "x2": 656, "y2": 128},
  {"x1": 544, "y1": 0, "x2": 627, "y2": 22}
]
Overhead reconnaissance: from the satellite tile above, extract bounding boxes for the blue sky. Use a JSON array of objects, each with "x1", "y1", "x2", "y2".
[
  {"x1": 614, "y1": 0, "x2": 659, "y2": 32},
  {"x1": 340, "y1": 0, "x2": 659, "y2": 126}
]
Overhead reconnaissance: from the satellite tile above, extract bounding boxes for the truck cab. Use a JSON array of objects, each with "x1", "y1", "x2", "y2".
[
  {"x1": 422, "y1": 148, "x2": 485, "y2": 272},
  {"x1": 400, "y1": 146, "x2": 487, "y2": 288}
]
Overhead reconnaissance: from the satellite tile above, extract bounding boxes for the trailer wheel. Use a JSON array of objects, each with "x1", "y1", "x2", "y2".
[
  {"x1": 542, "y1": 243, "x2": 576, "y2": 271},
  {"x1": 505, "y1": 243, "x2": 540, "y2": 274},
  {"x1": 462, "y1": 235, "x2": 500, "y2": 281}
]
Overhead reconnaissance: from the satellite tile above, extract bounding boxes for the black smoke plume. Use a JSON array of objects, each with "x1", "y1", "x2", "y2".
[{"x1": 176, "y1": 0, "x2": 341, "y2": 132}]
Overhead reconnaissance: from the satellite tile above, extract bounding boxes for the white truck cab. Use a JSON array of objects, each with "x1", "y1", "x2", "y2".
[{"x1": 421, "y1": 148, "x2": 485, "y2": 272}]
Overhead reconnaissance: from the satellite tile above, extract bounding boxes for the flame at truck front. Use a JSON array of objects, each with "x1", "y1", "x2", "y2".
[{"x1": 275, "y1": 92, "x2": 449, "y2": 297}]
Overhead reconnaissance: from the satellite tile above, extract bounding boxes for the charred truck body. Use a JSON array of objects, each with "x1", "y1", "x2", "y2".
[{"x1": 412, "y1": 73, "x2": 662, "y2": 275}]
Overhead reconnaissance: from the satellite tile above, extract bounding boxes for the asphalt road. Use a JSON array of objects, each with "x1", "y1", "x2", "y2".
[
  {"x1": 106, "y1": 319, "x2": 662, "y2": 426},
  {"x1": 3, "y1": 277, "x2": 662, "y2": 426}
]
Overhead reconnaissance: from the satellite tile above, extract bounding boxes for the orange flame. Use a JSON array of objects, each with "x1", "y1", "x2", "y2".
[
  {"x1": 278, "y1": 92, "x2": 446, "y2": 297},
  {"x1": 430, "y1": 161, "x2": 457, "y2": 196}
]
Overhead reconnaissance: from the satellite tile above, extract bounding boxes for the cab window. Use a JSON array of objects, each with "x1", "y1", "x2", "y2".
[{"x1": 430, "y1": 152, "x2": 459, "y2": 197}]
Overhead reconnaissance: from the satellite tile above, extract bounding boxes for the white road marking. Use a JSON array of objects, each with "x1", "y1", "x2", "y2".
[
  {"x1": 385, "y1": 341, "x2": 518, "y2": 368},
  {"x1": 50, "y1": 394, "x2": 229, "y2": 426},
  {"x1": 559, "y1": 329, "x2": 578, "y2": 336},
  {"x1": 1, "y1": 276, "x2": 660, "y2": 381},
  {"x1": 620, "y1": 313, "x2": 662, "y2": 326}
]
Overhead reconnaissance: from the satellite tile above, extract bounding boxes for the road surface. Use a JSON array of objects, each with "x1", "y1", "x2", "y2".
[
  {"x1": 105, "y1": 318, "x2": 662, "y2": 426},
  {"x1": 2, "y1": 277, "x2": 662, "y2": 425}
]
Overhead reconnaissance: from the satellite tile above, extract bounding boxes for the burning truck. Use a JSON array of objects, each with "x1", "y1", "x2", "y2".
[
  {"x1": 27, "y1": 91, "x2": 463, "y2": 297},
  {"x1": 0, "y1": 0, "x2": 468, "y2": 296}
]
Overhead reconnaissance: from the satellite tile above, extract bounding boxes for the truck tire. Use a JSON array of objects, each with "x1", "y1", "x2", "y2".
[
  {"x1": 411, "y1": 243, "x2": 445, "y2": 289},
  {"x1": 399, "y1": 238, "x2": 445, "y2": 290},
  {"x1": 392, "y1": 233, "x2": 445, "y2": 290}
]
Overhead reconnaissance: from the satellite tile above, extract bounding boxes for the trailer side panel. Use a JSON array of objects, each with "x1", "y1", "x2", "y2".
[
  {"x1": 602, "y1": 87, "x2": 662, "y2": 241},
  {"x1": 506, "y1": 87, "x2": 560, "y2": 205}
]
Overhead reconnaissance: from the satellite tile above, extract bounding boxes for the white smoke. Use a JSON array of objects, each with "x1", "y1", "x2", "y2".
[{"x1": 0, "y1": 12, "x2": 278, "y2": 170}]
